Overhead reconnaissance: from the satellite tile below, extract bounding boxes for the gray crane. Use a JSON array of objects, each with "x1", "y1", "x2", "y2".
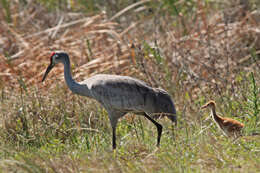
[{"x1": 42, "y1": 51, "x2": 177, "y2": 149}]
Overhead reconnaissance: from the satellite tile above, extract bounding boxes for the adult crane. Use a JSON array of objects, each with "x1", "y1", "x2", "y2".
[{"x1": 42, "y1": 51, "x2": 177, "y2": 149}]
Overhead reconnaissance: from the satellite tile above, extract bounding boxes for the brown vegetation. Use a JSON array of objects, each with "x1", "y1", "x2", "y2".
[{"x1": 1, "y1": 1, "x2": 259, "y2": 94}]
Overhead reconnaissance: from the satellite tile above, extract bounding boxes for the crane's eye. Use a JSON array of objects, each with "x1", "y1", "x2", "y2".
[
  {"x1": 52, "y1": 54, "x2": 59, "y2": 60},
  {"x1": 49, "y1": 53, "x2": 58, "y2": 65},
  {"x1": 50, "y1": 52, "x2": 55, "y2": 61}
]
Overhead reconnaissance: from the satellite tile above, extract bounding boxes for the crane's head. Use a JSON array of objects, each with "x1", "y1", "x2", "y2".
[
  {"x1": 201, "y1": 100, "x2": 216, "y2": 109},
  {"x1": 42, "y1": 51, "x2": 68, "y2": 82}
]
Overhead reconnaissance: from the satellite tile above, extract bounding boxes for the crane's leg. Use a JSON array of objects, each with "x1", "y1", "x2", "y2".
[
  {"x1": 107, "y1": 109, "x2": 125, "y2": 150},
  {"x1": 112, "y1": 123, "x2": 117, "y2": 149},
  {"x1": 144, "y1": 113, "x2": 163, "y2": 147},
  {"x1": 109, "y1": 116, "x2": 118, "y2": 150}
]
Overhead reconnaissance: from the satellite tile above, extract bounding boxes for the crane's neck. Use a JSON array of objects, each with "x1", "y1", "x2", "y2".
[
  {"x1": 210, "y1": 106, "x2": 220, "y2": 121},
  {"x1": 62, "y1": 56, "x2": 92, "y2": 98}
]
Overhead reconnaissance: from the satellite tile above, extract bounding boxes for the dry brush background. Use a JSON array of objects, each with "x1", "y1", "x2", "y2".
[{"x1": 1, "y1": 1, "x2": 259, "y2": 92}]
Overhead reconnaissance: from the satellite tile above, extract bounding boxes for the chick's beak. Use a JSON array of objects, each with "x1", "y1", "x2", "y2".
[{"x1": 200, "y1": 105, "x2": 208, "y2": 109}]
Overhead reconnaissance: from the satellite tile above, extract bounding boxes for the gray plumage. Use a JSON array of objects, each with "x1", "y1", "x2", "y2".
[{"x1": 42, "y1": 51, "x2": 177, "y2": 149}]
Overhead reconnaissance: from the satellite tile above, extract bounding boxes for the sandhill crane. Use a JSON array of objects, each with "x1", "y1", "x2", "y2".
[
  {"x1": 42, "y1": 51, "x2": 177, "y2": 149},
  {"x1": 201, "y1": 100, "x2": 244, "y2": 138}
]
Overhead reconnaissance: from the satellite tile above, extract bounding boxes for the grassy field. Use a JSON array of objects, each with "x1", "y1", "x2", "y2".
[{"x1": 0, "y1": 0, "x2": 260, "y2": 172}]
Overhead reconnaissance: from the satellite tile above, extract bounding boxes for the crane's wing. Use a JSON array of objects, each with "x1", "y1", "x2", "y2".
[
  {"x1": 79, "y1": 74, "x2": 176, "y2": 118},
  {"x1": 85, "y1": 74, "x2": 152, "y2": 111}
]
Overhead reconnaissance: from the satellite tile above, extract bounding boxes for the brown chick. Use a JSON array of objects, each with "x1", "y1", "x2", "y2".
[{"x1": 201, "y1": 100, "x2": 244, "y2": 138}]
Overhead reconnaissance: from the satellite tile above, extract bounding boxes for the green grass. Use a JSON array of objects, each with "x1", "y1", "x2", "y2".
[{"x1": 0, "y1": 0, "x2": 12, "y2": 23}]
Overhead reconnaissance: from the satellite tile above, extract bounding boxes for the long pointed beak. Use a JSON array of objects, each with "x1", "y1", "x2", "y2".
[
  {"x1": 201, "y1": 105, "x2": 207, "y2": 109},
  {"x1": 42, "y1": 64, "x2": 54, "y2": 82}
]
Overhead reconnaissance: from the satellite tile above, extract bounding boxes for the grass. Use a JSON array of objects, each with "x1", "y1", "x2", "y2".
[
  {"x1": 0, "y1": 0, "x2": 260, "y2": 172},
  {"x1": 0, "y1": 80, "x2": 259, "y2": 172}
]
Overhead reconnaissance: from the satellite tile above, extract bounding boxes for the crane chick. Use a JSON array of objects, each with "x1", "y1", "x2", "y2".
[
  {"x1": 201, "y1": 100, "x2": 244, "y2": 138},
  {"x1": 42, "y1": 51, "x2": 177, "y2": 149}
]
